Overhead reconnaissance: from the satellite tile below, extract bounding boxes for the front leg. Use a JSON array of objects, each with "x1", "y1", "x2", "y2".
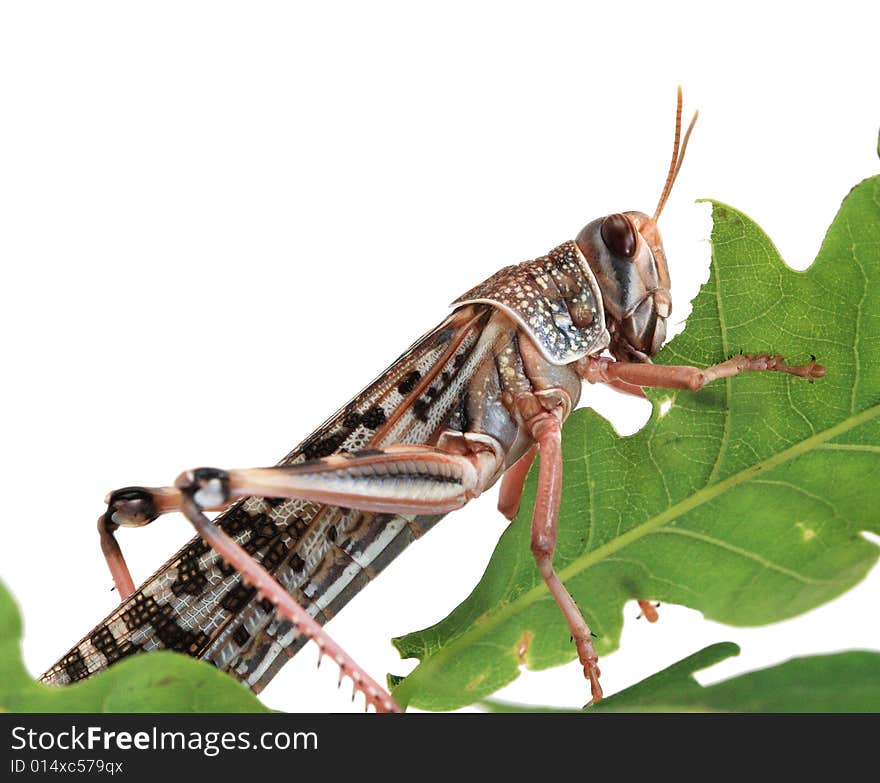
[{"x1": 581, "y1": 353, "x2": 825, "y2": 391}]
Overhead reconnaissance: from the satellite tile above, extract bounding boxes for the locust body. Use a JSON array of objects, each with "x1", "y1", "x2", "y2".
[
  {"x1": 40, "y1": 249, "x2": 602, "y2": 697},
  {"x1": 42, "y1": 92, "x2": 824, "y2": 711}
]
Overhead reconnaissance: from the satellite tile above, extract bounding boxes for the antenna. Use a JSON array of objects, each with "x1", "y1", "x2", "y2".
[{"x1": 653, "y1": 86, "x2": 699, "y2": 222}]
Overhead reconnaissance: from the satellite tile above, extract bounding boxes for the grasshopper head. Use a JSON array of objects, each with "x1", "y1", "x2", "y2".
[
  {"x1": 575, "y1": 88, "x2": 697, "y2": 363},
  {"x1": 575, "y1": 211, "x2": 671, "y2": 362}
]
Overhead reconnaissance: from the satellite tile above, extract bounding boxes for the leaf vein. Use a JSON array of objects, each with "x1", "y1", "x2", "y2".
[{"x1": 648, "y1": 528, "x2": 831, "y2": 585}]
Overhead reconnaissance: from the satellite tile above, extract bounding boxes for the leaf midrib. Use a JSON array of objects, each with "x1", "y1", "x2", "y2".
[{"x1": 393, "y1": 401, "x2": 880, "y2": 705}]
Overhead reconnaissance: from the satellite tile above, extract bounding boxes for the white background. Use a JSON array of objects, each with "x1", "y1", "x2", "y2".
[{"x1": 1, "y1": 2, "x2": 878, "y2": 713}]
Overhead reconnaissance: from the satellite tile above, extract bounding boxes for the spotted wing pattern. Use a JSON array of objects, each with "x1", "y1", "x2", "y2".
[{"x1": 41, "y1": 306, "x2": 495, "y2": 692}]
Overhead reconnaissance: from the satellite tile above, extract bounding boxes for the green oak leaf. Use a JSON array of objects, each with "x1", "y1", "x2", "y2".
[
  {"x1": 0, "y1": 579, "x2": 268, "y2": 712},
  {"x1": 391, "y1": 175, "x2": 880, "y2": 710},
  {"x1": 483, "y1": 643, "x2": 880, "y2": 713}
]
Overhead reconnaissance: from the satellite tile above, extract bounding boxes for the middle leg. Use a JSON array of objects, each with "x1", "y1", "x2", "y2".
[{"x1": 516, "y1": 393, "x2": 603, "y2": 705}]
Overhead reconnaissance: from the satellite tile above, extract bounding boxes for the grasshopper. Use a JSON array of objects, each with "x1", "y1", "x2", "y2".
[{"x1": 41, "y1": 90, "x2": 824, "y2": 712}]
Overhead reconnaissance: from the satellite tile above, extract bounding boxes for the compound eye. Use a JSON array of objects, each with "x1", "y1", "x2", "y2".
[{"x1": 600, "y1": 213, "x2": 637, "y2": 258}]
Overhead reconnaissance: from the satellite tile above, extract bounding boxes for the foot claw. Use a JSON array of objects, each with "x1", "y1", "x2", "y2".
[
  {"x1": 584, "y1": 663, "x2": 603, "y2": 706},
  {"x1": 637, "y1": 599, "x2": 660, "y2": 623},
  {"x1": 784, "y1": 356, "x2": 826, "y2": 381},
  {"x1": 806, "y1": 358, "x2": 826, "y2": 380}
]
